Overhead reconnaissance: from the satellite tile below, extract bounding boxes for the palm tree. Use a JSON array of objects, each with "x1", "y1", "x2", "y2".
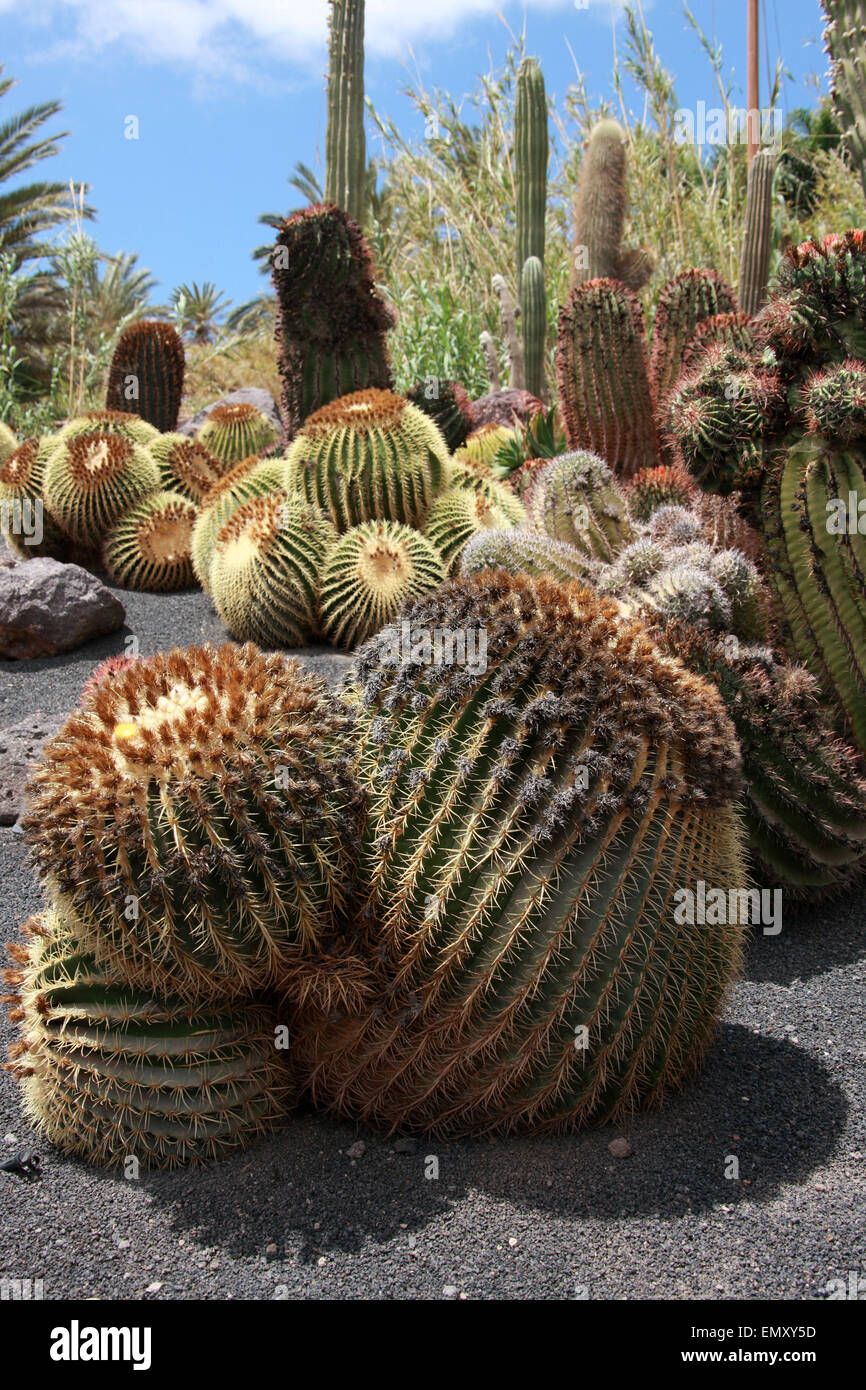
[
  {"x1": 169, "y1": 281, "x2": 232, "y2": 344},
  {"x1": 0, "y1": 67, "x2": 89, "y2": 261},
  {"x1": 84, "y1": 252, "x2": 158, "y2": 341},
  {"x1": 252, "y1": 161, "x2": 325, "y2": 272}
]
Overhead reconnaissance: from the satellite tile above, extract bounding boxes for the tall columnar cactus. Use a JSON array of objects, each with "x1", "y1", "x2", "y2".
[
  {"x1": 459, "y1": 526, "x2": 597, "y2": 585},
  {"x1": 571, "y1": 119, "x2": 654, "y2": 292},
  {"x1": 659, "y1": 623, "x2": 866, "y2": 903},
  {"x1": 148, "y1": 433, "x2": 226, "y2": 504},
  {"x1": 102, "y1": 491, "x2": 198, "y2": 593},
  {"x1": 665, "y1": 231, "x2": 866, "y2": 754},
  {"x1": 43, "y1": 434, "x2": 160, "y2": 551},
  {"x1": 197, "y1": 403, "x2": 280, "y2": 467},
  {"x1": 3, "y1": 911, "x2": 292, "y2": 1170},
  {"x1": 525, "y1": 450, "x2": 633, "y2": 560},
  {"x1": 405, "y1": 379, "x2": 475, "y2": 453},
  {"x1": 324, "y1": 0, "x2": 366, "y2": 225},
  {"x1": 649, "y1": 270, "x2": 739, "y2": 407},
  {"x1": 423, "y1": 487, "x2": 520, "y2": 572},
  {"x1": 209, "y1": 493, "x2": 337, "y2": 647},
  {"x1": 271, "y1": 204, "x2": 394, "y2": 439},
  {"x1": 319, "y1": 520, "x2": 446, "y2": 648},
  {"x1": 23, "y1": 644, "x2": 366, "y2": 1003},
  {"x1": 190, "y1": 456, "x2": 283, "y2": 590},
  {"x1": 283, "y1": 389, "x2": 449, "y2": 532},
  {"x1": 822, "y1": 1, "x2": 866, "y2": 196},
  {"x1": 739, "y1": 148, "x2": 777, "y2": 318},
  {"x1": 515, "y1": 57, "x2": 548, "y2": 279},
  {"x1": 292, "y1": 572, "x2": 747, "y2": 1136},
  {"x1": 0, "y1": 437, "x2": 67, "y2": 557},
  {"x1": 105, "y1": 321, "x2": 185, "y2": 434},
  {"x1": 521, "y1": 256, "x2": 547, "y2": 401}
]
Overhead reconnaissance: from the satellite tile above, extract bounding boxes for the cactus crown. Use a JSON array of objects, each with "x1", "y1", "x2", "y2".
[{"x1": 301, "y1": 387, "x2": 405, "y2": 436}]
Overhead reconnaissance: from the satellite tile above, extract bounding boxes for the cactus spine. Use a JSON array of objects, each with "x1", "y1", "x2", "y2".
[
  {"x1": 105, "y1": 321, "x2": 185, "y2": 433},
  {"x1": 739, "y1": 148, "x2": 777, "y2": 317},
  {"x1": 822, "y1": 1, "x2": 866, "y2": 196},
  {"x1": 319, "y1": 520, "x2": 446, "y2": 648},
  {"x1": 571, "y1": 120, "x2": 653, "y2": 292},
  {"x1": 324, "y1": 0, "x2": 366, "y2": 225},
  {"x1": 102, "y1": 491, "x2": 197, "y2": 592}
]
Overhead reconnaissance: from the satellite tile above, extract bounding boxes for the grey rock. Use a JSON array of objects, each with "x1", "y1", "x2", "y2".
[
  {"x1": 0, "y1": 711, "x2": 65, "y2": 824},
  {"x1": 177, "y1": 388, "x2": 282, "y2": 440},
  {"x1": 0, "y1": 558, "x2": 125, "y2": 659}
]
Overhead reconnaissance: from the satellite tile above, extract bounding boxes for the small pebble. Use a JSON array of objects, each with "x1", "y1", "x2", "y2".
[
  {"x1": 265, "y1": 1243, "x2": 278, "y2": 1261},
  {"x1": 345, "y1": 1141, "x2": 366, "y2": 1160},
  {"x1": 443, "y1": 1285, "x2": 458, "y2": 1297},
  {"x1": 608, "y1": 1138, "x2": 632, "y2": 1159}
]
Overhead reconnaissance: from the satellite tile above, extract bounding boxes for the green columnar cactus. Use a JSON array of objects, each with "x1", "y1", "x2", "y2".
[
  {"x1": 58, "y1": 411, "x2": 160, "y2": 448},
  {"x1": 659, "y1": 623, "x2": 866, "y2": 903},
  {"x1": 148, "y1": 433, "x2": 226, "y2": 504},
  {"x1": 556, "y1": 279, "x2": 660, "y2": 476},
  {"x1": 423, "y1": 487, "x2": 519, "y2": 572},
  {"x1": 102, "y1": 491, "x2": 198, "y2": 592},
  {"x1": 822, "y1": 1, "x2": 866, "y2": 196},
  {"x1": 0, "y1": 420, "x2": 17, "y2": 463},
  {"x1": 649, "y1": 270, "x2": 739, "y2": 408},
  {"x1": 190, "y1": 456, "x2": 284, "y2": 590},
  {"x1": 24, "y1": 644, "x2": 366, "y2": 1004},
  {"x1": 459, "y1": 526, "x2": 597, "y2": 585},
  {"x1": 209, "y1": 492, "x2": 337, "y2": 647},
  {"x1": 525, "y1": 450, "x2": 633, "y2": 559},
  {"x1": 665, "y1": 231, "x2": 866, "y2": 753},
  {"x1": 43, "y1": 434, "x2": 160, "y2": 550},
  {"x1": 626, "y1": 465, "x2": 696, "y2": 521},
  {"x1": 319, "y1": 520, "x2": 446, "y2": 648},
  {"x1": 739, "y1": 149, "x2": 777, "y2": 318},
  {"x1": 284, "y1": 389, "x2": 449, "y2": 532},
  {"x1": 105, "y1": 321, "x2": 185, "y2": 433},
  {"x1": 521, "y1": 256, "x2": 547, "y2": 401},
  {"x1": 405, "y1": 379, "x2": 475, "y2": 452},
  {"x1": 571, "y1": 119, "x2": 654, "y2": 292},
  {"x1": 0, "y1": 437, "x2": 67, "y2": 557},
  {"x1": 292, "y1": 571, "x2": 747, "y2": 1136},
  {"x1": 197, "y1": 403, "x2": 280, "y2": 467},
  {"x1": 515, "y1": 57, "x2": 548, "y2": 279},
  {"x1": 324, "y1": 0, "x2": 366, "y2": 225},
  {"x1": 272, "y1": 204, "x2": 394, "y2": 439},
  {"x1": 3, "y1": 911, "x2": 292, "y2": 1170}
]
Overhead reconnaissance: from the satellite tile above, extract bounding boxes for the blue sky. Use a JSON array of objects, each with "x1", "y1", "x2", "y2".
[{"x1": 1, "y1": 0, "x2": 830, "y2": 309}]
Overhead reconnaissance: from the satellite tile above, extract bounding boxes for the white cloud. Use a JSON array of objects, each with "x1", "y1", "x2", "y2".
[{"x1": 1, "y1": 0, "x2": 631, "y2": 75}]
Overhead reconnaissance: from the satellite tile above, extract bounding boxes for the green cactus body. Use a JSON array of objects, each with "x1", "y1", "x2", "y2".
[
  {"x1": 822, "y1": 1, "x2": 866, "y2": 197},
  {"x1": 58, "y1": 411, "x2": 160, "y2": 448},
  {"x1": 105, "y1": 320, "x2": 185, "y2": 433},
  {"x1": 293, "y1": 572, "x2": 747, "y2": 1136},
  {"x1": 148, "y1": 433, "x2": 226, "y2": 504},
  {"x1": 515, "y1": 58, "x2": 548, "y2": 278},
  {"x1": 649, "y1": 270, "x2": 738, "y2": 408},
  {"x1": 739, "y1": 149, "x2": 777, "y2": 318},
  {"x1": 681, "y1": 312, "x2": 757, "y2": 376},
  {"x1": 102, "y1": 491, "x2": 197, "y2": 592},
  {"x1": 455, "y1": 424, "x2": 519, "y2": 471},
  {"x1": 284, "y1": 389, "x2": 449, "y2": 532},
  {"x1": 24, "y1": 644, "x2": 365, "y2": 1003},
  {"x1": 459, "y1": 526, "x2": 596, "y2": 585},
  {"x1": 659, "y1": 623, "x2": 866, "y2": 902},
  {"x1": 526, "y1": 450, "x2": 633, "y2": 560},
  {"x1": 0, "y1": 420, "x2": 17, "y2": 463},
  {"x1": 3, "y1": 911, "x2": 292, "y2": 1169},
  {"x1": 556, "y1": 279, "x2": 660, "y2": 477},
  {"x1": 209, "y1": 492, "x2": 336, "y2": 647},
  {"x1": 627, "y1": 465, "x2": 697, "y2": 521},
  {"x1": 197, "y1": 403, "x2": 280, "y2": 467},
  {"x1": 405, "y1": 379, "x2": 474, "y2": 452},
  {"x1": 43, "y1": 434, "x2": 160, "y2": 549},
  {"x1": 324, "y1": 0, "x2": 366, "y2": 225},
  {"x1": 272, "y1": 204, "x2": 394, "y2": 439},
  {"x1": 521, "y1": 256, "x2": 547, "y2": 401},
  {"x1": 423, "y1": 487, "x2": 520, "y2": 572},
  {"x1": 571, "y1": 120, "x2": 654, "y2": 292},
  {"x1": 0, "y1": 437, "x2": 67, "y2": 557},
  {"x1": 446, "y1": 461, "x2": 526, "y2": 521},
  {"x1": 319, "y1": 520, "x2": 446, "y2": 648},
  {"x1": 191, "y1": 456, "x2": 284, "y2": 590}
]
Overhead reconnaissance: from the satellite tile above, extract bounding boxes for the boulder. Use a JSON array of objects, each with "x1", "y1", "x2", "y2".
[
  {"x1": 177, "y1": 388, "x2": 282, "y2": 439},
  {"x1": 0, "y1": 557, "x2": 125, "y2": 659},
  {"x1": 0, "y1": 712, "x2": 65, "y2": 824}
]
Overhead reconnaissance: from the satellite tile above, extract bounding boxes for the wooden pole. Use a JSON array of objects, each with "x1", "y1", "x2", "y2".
[{"x1": 747, "y1": 0, "x2": 760, "y2": 166}]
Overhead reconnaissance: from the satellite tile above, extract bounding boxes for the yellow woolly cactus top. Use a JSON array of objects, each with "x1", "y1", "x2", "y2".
[{"x1": 301, "y1": 388, "x2": 407, "y2": 436}]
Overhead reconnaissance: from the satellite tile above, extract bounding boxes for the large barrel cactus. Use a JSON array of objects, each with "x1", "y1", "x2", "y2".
[
  {"x1": 197, "y1": 403, "x2": 280, "y2": 467},
  {"x1": 149, "y1": 433, "x2": 227, "y2": 504},
  {"x1": 0, "y1": 437, "x2": 67, "y2": 557},
  {"x1": 102, "y1": 490, "x2": 198, "y2": 593},
  {"x1": 43, "y1": 433, "x2": 160, "y2": 551},
  {"x1": 319, "y1": 520, "x2": 446, "y2": 648},
  {"x1": 294, "y1": 572, "x2": 748, "y2": 1136},
  {"x1": 3, "y1": 911, "x2": 291, "y2": 1169},
  {"x1": 105, "y1": 320, "x2": 185, "y2": 434},
  {"x1": 190, "y1": 456, "x2": 284, "y2": 590},
  {"x1": 23, "y1": 644, "x2": 365, "y2": 1004}
]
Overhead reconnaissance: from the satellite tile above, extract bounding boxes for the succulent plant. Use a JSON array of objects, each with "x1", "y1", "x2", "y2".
[
  {"x1": 405, "y1": 378, "x2": 474, "y2": 453},
  {"x1": 24, "y1": 643, "x2": 366, "y2": 1003},
  {"x1": 284, "y1": 389, "x2": 449, "y2": 532},
  {"x1": 292, "y1": 571, "x2": 747, "y2": 1136},
  {"x1": 649, "y1": 270, "x2": 739, "y2": 409},
  {"x1": 459, "y1": 526, "x2": 596, "y2": 585},
  {"x1": 520, "y1": 256, "x2": 547, "y2": 403},
  {"x1": 148, "y1": 433, "x2": 226, "y2": 505},
  {"x1": 191, "y1": 456, "x2": 284, "y2": 590},
  {"x1": 446, "y1": 461, "x2": 526, "y2": 521},
  {"x1": 319, "y1": 520, "x2": 446, "y2": 648},
  {"x1": 0, "y1": 420, "x2": 17, "y2": 463},
  {"x1": 515, "y1": 57, "x2": 548, "y2": 282},
  {"x1": 423, "y1": 487, "x2": 520, "y2": 572},
  {"x1": 571, "y1": 119, "x2": 654, "y2": 292},
  {"x1": 456, "y1": 424, "x2": 519, "y2": 472},
  {"x1": 102, "y1": 491, "x2": 198, "y2": 592},
  {"x1": 57, "y1": 410, "x2": 160, "y2": 449},
  {"x1": 694, "y1": 491, "x2": 766, "y2": 563},
  {"x1": 822, "y1": 1, "x2": 866, "y2": 197},
  {"x1": 739, "y1": 149, "x2": 777, "y2": 318},
  {"x1": 680, "y1": 311, "x2": 756, "y2": 376},
  {"x1": 0, "y1": 437, "x2": 67, "y2": 557},
  {"x1": 209, "y1": 492, "x2": 337, "y2": 647},
  {"x1": 646, "y1": 505, "x2": 704, "y2": 547},
  {"x1": 197, "y1": 403, "x2": 280, "y2": 467},
  {"x1": 271, "y1": 204, "x2": 394, "y2": 439},
  {"x1": 105, "y1": 320, "x2": 185, "y2": 433},
  {"x1": 3, "y1": 910, "x2": 292, "y2": 1169},
  {"x1": 627, "y1": 465, "x2": 697, "y2": 521},
  {"x1": 324, "y1": 0, "x2": 366, "y2": 225},
  {"x1": 525, "y1": 450, "x2": 633, "y2": 559},
  {"x1": 43, "y1": 433, "x2": 160, "y2": 550}
]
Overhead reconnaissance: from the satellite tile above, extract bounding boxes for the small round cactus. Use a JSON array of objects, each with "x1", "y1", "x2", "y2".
[
  {"x1": 459, "y1": 526, "x2": 597, "y2": 585},
  {"x1": 197, "y1": 403, "x2": 281, "y2": 466},
  {"x1": 57, "y1": 410, "x2": 160, "y2": 449},
  {"x1": 43, "y1": 433, "x2": 160, "y2": 550},
  {"x1": 209, "y1": 491, "x2": 336, "y2": 647},
  {"x1": 627, "y1": 465, "x2": 696, "y2": 522},
  {"x1": 319, "y1": 520, "x2": 446, "y2": 649},
  {"x1": 0, "y1": 437, "x2": 67, "y2": 557},
  {"x1": 191, "y1": 456, "x2": 284, "y2": 590},
  {"x1": 424, "y1": 486, "x2": 522, "y2": 571},
  {"x1": 148, "y1": 433, "x2": 226, "y2": 504},
  {"x1": 801, "y1": 360, "x2": 866, "y2": 441},
  {"x1": 525, "y1": 450, "x2": 633, "y2": 560},
  {"x1": 455, "y1": 423, "x2": 518, "y2": 470},
  {"x1": 102, "y1": 491, "x2": 198, "y2": 592}
]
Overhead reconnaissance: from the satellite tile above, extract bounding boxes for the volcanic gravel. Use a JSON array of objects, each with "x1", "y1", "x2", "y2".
[{"x1": 0, "y1": 585, "x2": 864, "y2": 1300}]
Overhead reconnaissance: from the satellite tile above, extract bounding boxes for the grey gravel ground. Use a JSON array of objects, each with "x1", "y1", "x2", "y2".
[{"x1": 0, "y1": 585, "x2": 864, "y2": 1301}]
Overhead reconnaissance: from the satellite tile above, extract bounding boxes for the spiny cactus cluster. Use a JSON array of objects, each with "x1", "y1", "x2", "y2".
[{"x1": 406, "y1": 379, "x2": 475, "y2": 453}]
